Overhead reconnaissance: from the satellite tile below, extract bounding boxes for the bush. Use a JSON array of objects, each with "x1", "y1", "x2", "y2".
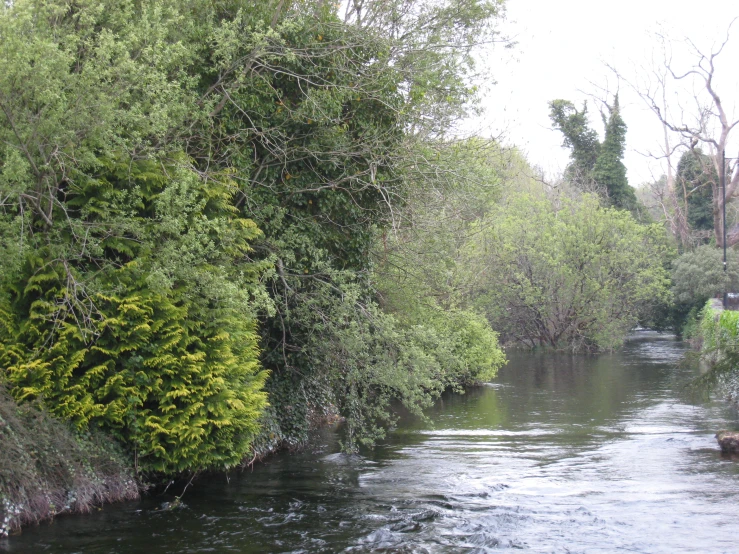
[
  {"x1": 690, "y1": 301, "x2": 739, "y2": 401},
  {"x1": 672, "y1": 245, "x2": 739, "y2": 305},
  {"x1": 0, "y1": 162, "x2": 268, "y2": 474},
  {"x1": 290, "y1": 279, "x2": 505, "y2": 451},
  {"x1": 3, "y1": 274, "x2": 267, "y2": 474},
  {"x1": 699, "y1": 301, "x2": 739, "y2": 356}
]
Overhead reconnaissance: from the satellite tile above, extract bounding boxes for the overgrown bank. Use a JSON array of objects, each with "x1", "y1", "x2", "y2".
[
  {"x1": 0, "y1": 385, "x2": 138, "y2": 537},
  {"x1": 692, "y1": 300, "x2": 739, "y2": 401},
  {"x1": 0, "y1": 0, "x2": 509, "y2": 534}
]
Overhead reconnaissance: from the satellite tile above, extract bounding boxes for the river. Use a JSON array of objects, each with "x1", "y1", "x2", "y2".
[{"x1": 5, "y1": 331, "x2": 739, "y2": 553}]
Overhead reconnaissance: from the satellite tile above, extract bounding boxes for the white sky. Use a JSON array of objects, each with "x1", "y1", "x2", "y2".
[{"x1": 477, "y1": 0, "x2": 739, "y2": 187}]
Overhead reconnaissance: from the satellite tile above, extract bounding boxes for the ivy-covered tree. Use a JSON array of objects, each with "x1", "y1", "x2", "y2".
[
  {"x1": 549, "y1": 95, "x2": 639, "y2": 213},
  {"x1": 549, "y1": 99, "x2": 601, "y2": 187},
  {"x1": 676, "y1": 149, "x2": 716, "y2": 235},
  {"x1": 592, "y1": 96, "x2": 638, "y2": 212}
]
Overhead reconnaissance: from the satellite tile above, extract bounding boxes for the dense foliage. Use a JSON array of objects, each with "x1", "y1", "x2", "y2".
[
  {"x1": 691, "y1": 301, "x2": 739, "y2": 401},
  {"x1": 471, "y1": 194, "x2": 671, "y2": 351},
  {"x1": 204, "y1": 2, "x2": 508, "y2": 450},
  {"x1": 672, "y1": 246, "x2": 739, "y2": 306},
  {"x1": 0, "y1": 0, "x2": 509, "y2": 474},
  {"x1": 0, "y1": 155, "x2": 269, "y2": 473},
  {"x1": 661, "y1": 245, "x2": 739, "y2": 335}
]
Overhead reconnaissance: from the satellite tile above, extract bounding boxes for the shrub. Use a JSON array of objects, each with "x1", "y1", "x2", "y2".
[
  {"x1": 0, "y1": 161, "x2": 269, "y2": 474},
  {"x1": 672, "y1": 246, "x2": 739, "y2": 305}
]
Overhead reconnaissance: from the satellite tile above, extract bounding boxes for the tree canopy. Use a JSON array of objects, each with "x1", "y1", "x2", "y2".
[{"x1": 471, "y1": 193, "x2": 671, "y2": 351}]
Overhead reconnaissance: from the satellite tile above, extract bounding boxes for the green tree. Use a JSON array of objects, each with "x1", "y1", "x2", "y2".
[
  {"x1": 472, "y1": 193, "x2": 671, "y2": 351},
  {"x1": 343, "y1": 0, "x2": 505, "y2": 136},
  {"x1": 676, "y1": 149, "x2": 716, "y2": 234},
  {"x1": 592, "y1": 96, "x2": 638, "y2": 212},
  {"x1": 549, "y1": 95, "x2": 639, "y2": 212},
  {"x1": 672, "y1": 245, "x2": 739, "y2": 305}
]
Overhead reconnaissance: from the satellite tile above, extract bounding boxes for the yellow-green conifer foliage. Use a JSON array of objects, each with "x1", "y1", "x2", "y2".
[{"x1": 1, "y1": 159, "x2": 268, "y2": 474}]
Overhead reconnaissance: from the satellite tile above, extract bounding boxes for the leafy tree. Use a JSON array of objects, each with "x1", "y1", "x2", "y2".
[
  {"x1": 375, "y1": 139, "x2": 517, "y2": 307},
  {"x1": 592, "y1": 96, "x2": 638, "y2": 212},
  {"x1": 672, "y1": 245, "x2": 739, "y2": 305},
  {"x1": 472, "y1": 193, "x2": 671, "y2": 351},
  {"x1": 306, "y1": 138, "x2": 512, "y2": 448},
  {"x1": 198, "y1": 12, "x2": 407, "y2": 447},
  {"x1": 343, "y1": 0, "x2": 506, "y2": 137}
]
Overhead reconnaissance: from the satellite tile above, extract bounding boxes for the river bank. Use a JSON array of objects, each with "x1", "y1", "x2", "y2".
[
  {"x1": 0, "y1": 385, "x2": 138, "y2": 537},
  {"x1": 0, "y1": 386, "x2": 344, "y2": 538},
  {"x1": 691, "y1": 299, "x2": 739, "y2": 402}
]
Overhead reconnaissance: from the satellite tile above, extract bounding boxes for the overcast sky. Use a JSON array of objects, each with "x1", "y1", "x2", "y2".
[{"x1": 477, "y1": 0, "x2": 739, "y2": 187}]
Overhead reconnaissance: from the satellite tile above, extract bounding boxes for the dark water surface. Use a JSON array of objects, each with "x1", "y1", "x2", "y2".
[{"x1": 5, "y1": 331, "x2": 739, "y2": 553}]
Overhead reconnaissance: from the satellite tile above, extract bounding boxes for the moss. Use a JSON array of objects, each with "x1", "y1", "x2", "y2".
[{"x1": 0, "y1": 384, "x2": 139, "y2": 537}]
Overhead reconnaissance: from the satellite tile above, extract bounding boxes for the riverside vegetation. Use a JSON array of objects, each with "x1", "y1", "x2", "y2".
[
  {"x1": 0, "y1": 0, "x2": 722, "y2": 536},
  {"x1": 687, "y1": 300, "x2": 739, "y2": 403}
]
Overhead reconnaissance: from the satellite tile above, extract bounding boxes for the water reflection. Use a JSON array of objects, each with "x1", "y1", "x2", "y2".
[{"x1": 6, "y1": 331, "x2": 739, "y2": 553}]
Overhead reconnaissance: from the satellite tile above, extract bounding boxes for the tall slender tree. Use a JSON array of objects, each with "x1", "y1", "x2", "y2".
[
  {"x1": 549, "y1": 95, "x2": 639, "y2": 213},
  {"x1": 593, "y1": 95, "x2": 638, "y2": 212}
]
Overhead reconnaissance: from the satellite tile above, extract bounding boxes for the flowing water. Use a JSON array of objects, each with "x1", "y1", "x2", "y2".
[{"x1": 5, "y1": 331, "x2": 739, "y2": 553}]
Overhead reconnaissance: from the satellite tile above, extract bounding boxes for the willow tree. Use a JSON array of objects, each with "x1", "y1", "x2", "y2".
[{"x1": 473, "y1": 194, "x2": 671, "y2": 351}]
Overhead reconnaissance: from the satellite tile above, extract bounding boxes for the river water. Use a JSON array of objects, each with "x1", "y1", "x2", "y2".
[{"x1": 5, "y1": 331, "x2": 739, "y2": 553}]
